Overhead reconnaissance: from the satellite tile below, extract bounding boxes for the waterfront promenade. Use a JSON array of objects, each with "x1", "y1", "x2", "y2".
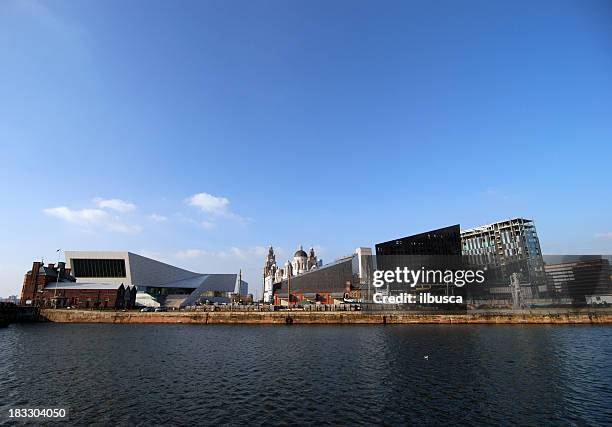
[{"x1": 39, "y1": 308, "x2": 612, "y2": 324}]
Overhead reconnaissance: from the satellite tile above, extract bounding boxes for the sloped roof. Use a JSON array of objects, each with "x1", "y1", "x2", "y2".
[
  {"x1": 43, "y1": 282, "x2": 127, "y2": 290},
  {"x1": 155, "y1": 274, "x2": 210, "y2": 289}
]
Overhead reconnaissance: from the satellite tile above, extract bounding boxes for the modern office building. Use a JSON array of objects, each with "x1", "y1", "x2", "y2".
[
  {"x1": 375, "y1": 225, "x2": 465, "y2": 303},
  {"x1": 375, "y1": 225, "x2": 462, "y2": 257},
  {"x1": 64, "y1": 251, "x2": 248, "y2": 308},
  {"x1": 264, "y1": 226, "x2": 465, "y2": 307},
  {"x1": 544, "y1": 256, "x2": 612, "y2": 304},
  {"x1": 461, "y1": 218, "x2": 547, "y2": 300},
  {"x1": 461, "y1": 218, "x2": 543, "y2": 267},
  {"x1": 373, "y1": 220, "x2": 547, "y2": 305}
]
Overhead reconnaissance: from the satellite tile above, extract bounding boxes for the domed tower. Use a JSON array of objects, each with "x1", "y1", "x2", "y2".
[
  {"x1": 307, "y1": 246, "x2": 318, "y2": 270},
  {"x1": 263, "y1": 245, "x2": 277, "y2": 279},
  {"x1": 292, "y1": 245, "x2": 308, "y2": 275}
]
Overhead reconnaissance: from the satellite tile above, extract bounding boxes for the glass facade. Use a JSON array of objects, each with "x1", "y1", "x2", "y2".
[
  {"x1": 72, "y1": 259, "x2": 127, "y2": 278},
  {"x1": 375, "y1": 225, "x2": 462, "y2": 258},
  {"x1": 373, "y1": 226, "x2": 466, "y2": 312},
  {"x1": 461, "y1": 218, "x2": 547, "y2": 300},
  {"x1": 275, "y1": 257, "x2": 356, "y2": 296}
]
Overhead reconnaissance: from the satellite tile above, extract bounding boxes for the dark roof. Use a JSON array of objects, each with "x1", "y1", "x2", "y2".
[
  {"x1": 29, "y1": 266, "x2": 76, "y2": 283},
  {"x1": 294, "y1": 249, "x2": 308, "y2": 258}
]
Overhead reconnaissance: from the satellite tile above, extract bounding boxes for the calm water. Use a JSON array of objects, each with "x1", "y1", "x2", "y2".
[{"x1": 1, "y1": 324, "x2": 611, "y2": 426}]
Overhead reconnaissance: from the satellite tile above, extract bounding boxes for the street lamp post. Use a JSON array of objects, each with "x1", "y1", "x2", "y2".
[{"x1": 53, "y1": 249, "x2": 61, "y2": 309}]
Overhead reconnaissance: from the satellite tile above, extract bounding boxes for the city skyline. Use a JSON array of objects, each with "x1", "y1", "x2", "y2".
[{"x1": 2, "y1": 0, "x2": 612, "y2": 298}]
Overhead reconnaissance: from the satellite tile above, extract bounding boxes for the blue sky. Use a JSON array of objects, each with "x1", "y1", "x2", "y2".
[{"x1": 1, "y1": 0, "x2": 611, "y2": 298}]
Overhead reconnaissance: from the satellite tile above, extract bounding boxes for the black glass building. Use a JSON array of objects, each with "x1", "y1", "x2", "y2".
[
  {"x1": 375, "y1": 224, "x2": 462, "y2": 257},
  {"x1": 374, "y1": 225, "x2": 465, "y2": 310}
]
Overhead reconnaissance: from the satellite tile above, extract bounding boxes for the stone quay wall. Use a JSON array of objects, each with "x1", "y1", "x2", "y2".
[{"x1": 40, "y1": 309, "x2": 612, "y2": 325}]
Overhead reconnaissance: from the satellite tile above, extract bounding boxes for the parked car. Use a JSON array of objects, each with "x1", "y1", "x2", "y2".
[
  {"x1": 140, "y1": 307, "x2": 155, "y2": 312},
  {"x1": 154, "y1": 307, "x2": 167, "y2": 312}
]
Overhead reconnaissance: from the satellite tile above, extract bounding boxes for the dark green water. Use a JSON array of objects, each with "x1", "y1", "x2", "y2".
[{"x1": 1, "y1": 324, "x2": 611, "y2": 426}]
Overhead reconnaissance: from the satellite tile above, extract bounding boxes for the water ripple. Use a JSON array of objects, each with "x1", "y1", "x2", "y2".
[{"x1": 0, "y1": 324, "x2": 611, "y2": 426}]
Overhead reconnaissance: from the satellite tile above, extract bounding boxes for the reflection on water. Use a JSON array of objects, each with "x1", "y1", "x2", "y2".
[{"x1": 1, "y1": 324, "x2": 611, "y2": 426}]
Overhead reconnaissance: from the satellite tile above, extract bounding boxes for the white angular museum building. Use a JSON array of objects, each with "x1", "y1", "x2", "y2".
[{"x1": 64, "y1": 251, "x2": 248, "y2": 308}]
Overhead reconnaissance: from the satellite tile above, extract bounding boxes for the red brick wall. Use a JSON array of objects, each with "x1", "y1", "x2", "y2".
[
  {"x1": 20, "y1": 261, "x2": 136, "y2": 309},
  {"x1": 40, "y1": 288, "x2": 121, "y2": 309},
  {"x1": 20, "y1": 262, "x2": 47, "y2": 305}
]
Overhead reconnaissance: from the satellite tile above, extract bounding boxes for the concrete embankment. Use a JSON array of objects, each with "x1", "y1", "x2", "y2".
[{"x1": 40, "y1": 309, "x2": 612, "y2": 325}]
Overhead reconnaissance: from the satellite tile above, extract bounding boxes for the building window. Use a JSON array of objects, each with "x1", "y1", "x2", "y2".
[{"x1": 72, "y1": 259, "x2": 127, "y2": 278}]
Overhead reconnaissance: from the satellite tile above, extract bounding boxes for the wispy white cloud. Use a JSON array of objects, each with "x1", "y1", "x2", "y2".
[
  {"x1": 229, "y1": 246, "x2": 268, "y2": 259},
  {"x1": 149, "y1": 213, "x2": 168, "y2": 222},
  {"x1": 175, "y1": 246, "x2": 267, "y2": 260},
  {"x1": 185, "y1": 191, "x2": 247, "y2": 228},
  {"x1": 186, "y1": 192, "x2": 230, "y2": 215},
  {"x1": 44, "y1": 206, "x2": 105, "y2": 224},
  {"x1": 175, "y1": 249, "x2": 227, "y2": 260},
  {"x1": 170, "y1": 213, "x2": 214, "y2": 230},
  {"x1": 43, "y1": 206, "x2": 141, "y2": 234},
  {"x1": 94, "y1": 198, "x2": 136, "y2": 213},
  {"x1": 175, "y1": 249, "x2": 207, "y2": 260},
  {"x1": 483, "y1": 188, "x2": 510, "y2": 201}
]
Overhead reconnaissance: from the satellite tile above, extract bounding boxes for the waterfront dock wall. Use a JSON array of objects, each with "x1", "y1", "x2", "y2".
[{"x1": 39, "y1": 309, "x2": 612, "y2": 324}]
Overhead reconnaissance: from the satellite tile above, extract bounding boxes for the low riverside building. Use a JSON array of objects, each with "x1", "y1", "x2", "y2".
[
  {"x1": 40, "y1": 282, "x2": 136, "y2": 309},
  {"x1": 20, "y1": 261, "x2": 136, "y2": 309}
]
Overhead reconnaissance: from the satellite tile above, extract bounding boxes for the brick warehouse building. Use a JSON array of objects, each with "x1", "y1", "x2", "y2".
[{"x1": 20, "y1": 261, "x2": 136, "y2": 309}]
